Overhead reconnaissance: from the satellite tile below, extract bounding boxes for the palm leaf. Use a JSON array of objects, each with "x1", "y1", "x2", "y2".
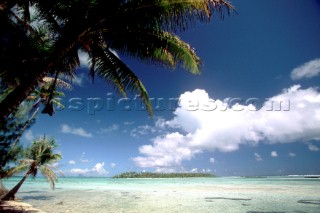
[
  {"x1": 105, "y1": 29, "x2": 201, "y2": 74},
  {"x1": 92, "y1": 45, "x2": 153, "y2": 115},
  {"x1": 113, "y1": 0, "x2": 235, "y2": 32},
  {"x1": 42, "y1": 77, "x2": 72, "y2": 90},
  {"x1": 40, "y1": 165, "x2": 58, "y2": 189}
]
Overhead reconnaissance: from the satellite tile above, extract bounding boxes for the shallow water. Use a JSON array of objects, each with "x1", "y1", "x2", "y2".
[{"x1": 3, "y1": 177, "x2": 320, "y2": 212}]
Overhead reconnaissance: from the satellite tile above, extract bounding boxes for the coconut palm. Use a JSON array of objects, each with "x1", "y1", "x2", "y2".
[
  {"x1": 0, "y1": 0, "x2": 234, "y2": 121},
  {"x1": 1, "y1": 136, "x2": 62, "y2": 201},
  {"x1": 9, "y1": 77, "x2": 71, "y2": 150}
]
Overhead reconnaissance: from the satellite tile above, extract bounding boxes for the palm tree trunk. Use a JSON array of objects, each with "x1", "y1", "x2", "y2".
[
  {"x1": 10, "y1": 108, "x2": 39, "y2": 148},
  {"x1": 0, "y1": 24, "x2": 90, "y2": 123},
  {"x1": 0, "y1": 171, "x2": 30, "y2": 201},
  {"x1": 0, "y1": 73, "x2": 46, "y2": 124}
]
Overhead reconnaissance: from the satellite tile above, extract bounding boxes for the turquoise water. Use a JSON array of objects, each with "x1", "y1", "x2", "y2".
[{"x1": 3, "y1": 176, "x2": 320, "y2": 212}]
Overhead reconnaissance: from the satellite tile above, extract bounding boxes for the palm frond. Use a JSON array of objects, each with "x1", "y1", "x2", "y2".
[
  {"x1": 105, "y1": 29, "x2": 201, "y2": 74},
  {"x1": 5, "y1": 164, "x2": 29, "y2": 177},
  {"x1": 92, "y1": 45, "x2": 153, "y2": 115},
  {"x1": 40, "y1": 165, "x2": 58, "y2": 189},
  {"x1": 115, "y1": 0, "x2": 235, "y2": 32},
  {"x1": 42, "y1": 77, "x2": 72, "y2": 90}
]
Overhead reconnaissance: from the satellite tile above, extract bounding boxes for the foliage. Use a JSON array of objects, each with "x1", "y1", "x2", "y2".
[
  {"x1": 0, "y1": 77, "x2": 68, "y2": 169},
  {"x1": 0, "y1": 102, "x2": 35, "y2": 173},
  {"x1": 15, "y1": 136, "x2": 62, "y2": 183},
  {"x1": 113, "y1": 171, "x2": 215, "y2": 178},
  {"x1": 1, "y1": 136, "x2": 62, "y2": 200},
  {"x1": 0, "y1": 0, "x2": 235, "y2": 119}
]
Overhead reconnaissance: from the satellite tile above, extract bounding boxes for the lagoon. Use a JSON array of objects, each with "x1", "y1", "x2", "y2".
[{"x1": 3, "y1": 176, "x2": 320, "y2": 212}]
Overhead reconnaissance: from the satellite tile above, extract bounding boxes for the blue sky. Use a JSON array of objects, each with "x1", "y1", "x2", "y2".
[{"x1": 22, "y1": 0, "x2": 320, "y2": 177}]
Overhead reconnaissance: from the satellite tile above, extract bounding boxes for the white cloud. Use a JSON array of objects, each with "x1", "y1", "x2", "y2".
[
  {"x1": 254, "y1": 153, "x2": 263, "y2": 161},
  {"x1": 70, "y1": 168, "x2": 89, "y2": 174},
  {"x1": 308, "y1": 143, "x2": 319, "y2": 152},
  {"x1": 130, "y1": 118, "x2": 167, "y2": 137},
  {"x1": 190, "y1": 168, "x2": 198, "y2": 173},
  {"x1": 132, "y1": 132, "x2": 201, "y2": 167},
  {"x1": 133, "y1": 86, "x2": 320, "y2": 169},
  {"x1": 154, "y1": 167, "x2": 178, "y2": 173},
  {"x1": 271, "y1": 151, "x2": 278, "y2": 157},
  {"x1": 69, "y1": 160, "x2": 76, "y2": 165},
  {"x1": 24, "y1": 130, "x2": 34, "y2": 141},
  {"x1": 110, "y1": 163, "x2": 116, "y2": 168},
  {"x1": 202, "y1": 168, "x2": 212, "y2": 173},
  {"x1": 92, "y1": 162, "x2": 107, "y2": 174},
  {"x1": 130, "y1": 125, "x2": 156, "y2": 137},
  {"x1": 209, "y1": 158, "x2": 215, "y2": 164},
  {"x1": 288, "y1": 152, "x2": 296, "y2": 157},
  {"x1": 61, "y1": 124, "x2": 93, "y2": 138},
  {"x1": 78, "y1": 51, "x2": 90, "y2": 68},
  {"x1": 291, "y1": 58, "x2": 320, "y2": 80},
  {"x1": 97, "y1": 124, "x2": 119, "y2": 134},
  {"x1": 70, "y1": 162, "x2": 108, "y2": 176}
]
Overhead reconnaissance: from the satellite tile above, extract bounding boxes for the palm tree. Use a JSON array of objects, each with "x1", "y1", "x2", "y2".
[
  {"x1": 1, "y1": 136, "x2": 62, "y2": 201},
  {"x1": 0, "y1": 0, "x2": 234, "y2": 121},
  {"x1": 9, "y1": 77, "x2": 71, "y2": 149}
]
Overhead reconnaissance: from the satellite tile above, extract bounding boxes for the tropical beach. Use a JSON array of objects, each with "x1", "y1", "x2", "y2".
[
  {"x1": 1, "y1": 0, "x2": 320, "y2": 212},
  {"x1": 1, "y1": 176, "x2": 320, "y2": 212}
]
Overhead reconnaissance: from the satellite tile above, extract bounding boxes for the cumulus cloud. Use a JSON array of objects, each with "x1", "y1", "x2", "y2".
[
  {"x1": 92, "y1": 162, "x2": 107, "y2": 174},
  {"x1": 110, "y1": 163, "x2": 116, "y2": 168},
  {"x1": 271, "y1": 151, "x2": 278, "y2": 157},
  {"x1": 69, "y1": 160, "x2": 76, "y2": 165},
  {"x1": 61, "y1": 124, "x2": 93, "y2": 138},
  {"x1": 254, "y1": 153, "x2": 263, "y2": 161},
  {"x1": 70, "y1": 162, "x2": 108, "y2": 176},
  {"x1": 291, "y1": 58, "x2": 320, "y2": 80},
  {"x1": 132, "y1": 132, "x2": 201, "y2": 167},
  {"x1": 133, "y1": 86, "x2": 320, "y2": 169}
]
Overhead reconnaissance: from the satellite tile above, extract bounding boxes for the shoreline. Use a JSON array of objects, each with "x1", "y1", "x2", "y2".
[{"x1": 0, "y1": 200, "x2": 45, "y2": 213}]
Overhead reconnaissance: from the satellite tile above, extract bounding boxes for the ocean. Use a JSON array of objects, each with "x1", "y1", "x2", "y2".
[{"x1": 2, "y1": 176, "x2": 320, "y2": 212}]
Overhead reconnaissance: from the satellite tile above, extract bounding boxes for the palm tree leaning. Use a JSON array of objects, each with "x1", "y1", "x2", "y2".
[
  {"x1": 10, "y1": 77, "x2": 70, "y2": 149},
  {"x1": 1, "y1": 136, "x2": 62, "y2": 201},
  {"x1": 0, "y1": 0, "x2": 235, "y2": 121}
]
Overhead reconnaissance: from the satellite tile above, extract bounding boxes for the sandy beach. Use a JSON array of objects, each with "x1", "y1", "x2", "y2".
[{"x1": 0, "y1": 200, "x2": 45, "y2": 213}]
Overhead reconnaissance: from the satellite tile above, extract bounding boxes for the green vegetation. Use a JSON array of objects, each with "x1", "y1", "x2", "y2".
[
  {"x1": 0, "y1": 78, "x2": 69, "y2": 169},
  {"x1": 1, "y1": 136, "x2": 62, "y2": 201},
  {"x1": 113, "y1": 172, "x2": 215, "y2": 178},
  {"x1": 0, "y1": 0, "x2": 234, "y2": 121}
]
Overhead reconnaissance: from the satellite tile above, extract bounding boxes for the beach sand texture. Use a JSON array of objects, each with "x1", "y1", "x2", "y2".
[{"x1": 0, "y1": 200, "x2": 45, "y2": 213}]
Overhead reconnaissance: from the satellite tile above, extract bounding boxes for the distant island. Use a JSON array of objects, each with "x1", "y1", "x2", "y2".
[{"x1": 113, "y1": 172, "x2": 215, "y2": 178}]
